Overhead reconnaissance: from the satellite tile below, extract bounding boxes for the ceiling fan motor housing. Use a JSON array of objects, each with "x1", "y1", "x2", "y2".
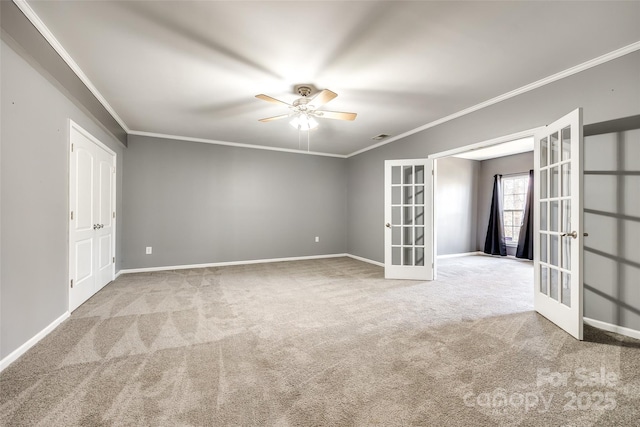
[{"x1": 294, "y1": 84, "x2": 317, "y2": 97}]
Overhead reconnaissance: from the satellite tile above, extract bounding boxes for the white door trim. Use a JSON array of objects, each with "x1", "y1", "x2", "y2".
[
  {"x1": 428, "y1": 128, "x2": 544, "y2": 160},
  {"x1": 68, "y1": 120, "x2": 117, "y2": 311}
]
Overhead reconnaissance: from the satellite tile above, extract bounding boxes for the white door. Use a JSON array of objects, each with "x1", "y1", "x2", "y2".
[
  {"x1": 95, "y1": 149, "x2": 115, "y2": 288},
  {"x1": 69, "y1": 122, "x2": 116, "y2": 312},
  {"x1": 534, "y1": 108, "x2": 583, "y2": 340},
  {"x1": 384, "y1": 159, "x2": 434, "y2": 280}
]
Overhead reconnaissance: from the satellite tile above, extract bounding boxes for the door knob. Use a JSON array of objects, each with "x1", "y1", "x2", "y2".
[
  {"x1": 93, "y1": 224, "x2": 98, "y2": 230},
  {"x1": 385, "y1": 223, "x2": 391, "y2": 228},
  {"x1": 561, "y1": 231, "x2": 578, "y2": 239}
]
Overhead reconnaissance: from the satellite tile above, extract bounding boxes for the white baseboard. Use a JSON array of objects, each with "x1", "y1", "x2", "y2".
[
  {"x1": 584, "y1": 317, "x2": 640, "y2": 340},
  {"x1": 346, "y1": 253, "x2": 384, "y2": 267},
  {"x1": 0, "y1": 311, "x2": 70, "y2": 372},
  {"x1": 437, "y1": 251, "x2": 483, "y2": 259},
  {"x1": 118, "y1": 253, "x2": 350, "y2": 275}
]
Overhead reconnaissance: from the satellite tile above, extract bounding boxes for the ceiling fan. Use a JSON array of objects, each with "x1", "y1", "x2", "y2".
[{"x1": 256, "y1": 85, "x2": 357, "y2": 130}]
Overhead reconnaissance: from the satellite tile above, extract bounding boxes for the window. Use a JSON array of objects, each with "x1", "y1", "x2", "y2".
[{"x1": 502, "y1": 174, "x2": 529, "y2": 245}]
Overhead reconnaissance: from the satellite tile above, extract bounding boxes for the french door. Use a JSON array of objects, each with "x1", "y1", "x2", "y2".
[
  {"x1": 384, "y1": 159, "x2": 434, "y2": 280},
  {"x1": 69, "y1": 122, "x2": 116, "y2": 312},
  {"x1": 534, "y1": 108, "x2": 583, "y2": 340}
]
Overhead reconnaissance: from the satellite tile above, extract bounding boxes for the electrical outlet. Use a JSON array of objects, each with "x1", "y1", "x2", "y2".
[
  {"x1": 315, "y1": 236, "x2": 320, "y2": 243},
  {"x1": 146, "y1": 246, "x2": 152, "y2": 254}
]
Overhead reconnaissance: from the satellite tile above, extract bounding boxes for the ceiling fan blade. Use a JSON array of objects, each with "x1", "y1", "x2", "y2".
[
  {"x1": 255, "y1": 94, "x2": 291, "y2": 106},
  {"x1": 258, "y1": 114, "x2": 290, "y2": 122},
  {"x1": 311, "y1": 89, "x2": 338, "y2": 107},
  {"x1": 316, "y1": 110, "x2": 357, "y2": 121}
]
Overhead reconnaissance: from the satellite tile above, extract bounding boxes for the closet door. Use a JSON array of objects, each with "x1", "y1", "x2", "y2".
[
  {"x1": 95, "y1": 147, "x2": 115, "y2": 290},
  {"x1": 69, "y1": 122, "x2": 115, "y2": 312}
]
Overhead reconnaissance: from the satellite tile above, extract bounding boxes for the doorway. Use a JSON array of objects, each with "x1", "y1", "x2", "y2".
[
  {"x1": 429, "y1": 128, "x2": 539, "y2": 278},
  {"x1": 427, "y1": 108, "x2": 585, "y2": 340}
]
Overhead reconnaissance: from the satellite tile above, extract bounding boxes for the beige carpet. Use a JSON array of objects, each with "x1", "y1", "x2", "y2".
[{"x1": 1, "y1": 255, "x2": 639, "y2": 426}]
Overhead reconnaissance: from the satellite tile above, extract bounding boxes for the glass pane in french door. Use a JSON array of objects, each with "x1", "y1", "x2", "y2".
[
  {"x1": 538, "y1": 126, "x2": 573, "y2": 307},
  {"x1": 390, "y1": 164, "x2": 426, "y2": 266}
]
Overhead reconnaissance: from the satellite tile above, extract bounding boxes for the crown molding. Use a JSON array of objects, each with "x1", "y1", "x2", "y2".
[
  {"x1": 346, "y1": 40, "x2": 640, "y2": 158},
  {"x1": 128, "y1": 131, "x2": 348, "y2": 159}
]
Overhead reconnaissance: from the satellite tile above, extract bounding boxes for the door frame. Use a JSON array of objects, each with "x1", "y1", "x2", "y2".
[{"x1": 68, "y1": 119, "x2": 117, "y2": 311}]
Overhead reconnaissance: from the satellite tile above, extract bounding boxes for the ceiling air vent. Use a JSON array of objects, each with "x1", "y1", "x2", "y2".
[{"x1": 371, "y1": 134, "x2": 390, "y2": 140}]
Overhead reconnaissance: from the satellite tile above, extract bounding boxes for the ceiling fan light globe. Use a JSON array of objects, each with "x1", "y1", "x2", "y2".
[
  {"x1": 289, "y1": 115, "x2": 318, "y2": 130},
  {"x1": 307, "y1": 117, "x2": 319, "y2": 129}
]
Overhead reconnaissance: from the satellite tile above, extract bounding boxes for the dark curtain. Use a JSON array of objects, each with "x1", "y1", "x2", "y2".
[
  {"x1": 484, "y1": 174, "x2": 507, "y2": 256},
  {"x1": 516, "y1": 169, "x2": 535, "y2": 260}
]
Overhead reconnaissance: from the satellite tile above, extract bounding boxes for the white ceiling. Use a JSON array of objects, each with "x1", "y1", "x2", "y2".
[{"x1": 23, "y1": 1, "x2": 640, "y2": 156}]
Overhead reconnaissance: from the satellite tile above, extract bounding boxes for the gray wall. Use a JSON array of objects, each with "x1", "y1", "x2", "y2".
[
  {"x1": 122, "y1": 136, "x2": 347, "y2": 269},
  {"x1": 435, "y1": 157, "x2": 479, "y2": 255},
  {"x1": 347, "y1": 51, "x2": 640, "y2": 263},
  {"x1": 477, "y1": 152, "x2": 534, "y2": 256},
  {"x1": 583, "y1": 129, "x2": 640, "y2": 331},
  {"x1": 1, "y1": 38, "x2": 125, "y2": 360}
]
